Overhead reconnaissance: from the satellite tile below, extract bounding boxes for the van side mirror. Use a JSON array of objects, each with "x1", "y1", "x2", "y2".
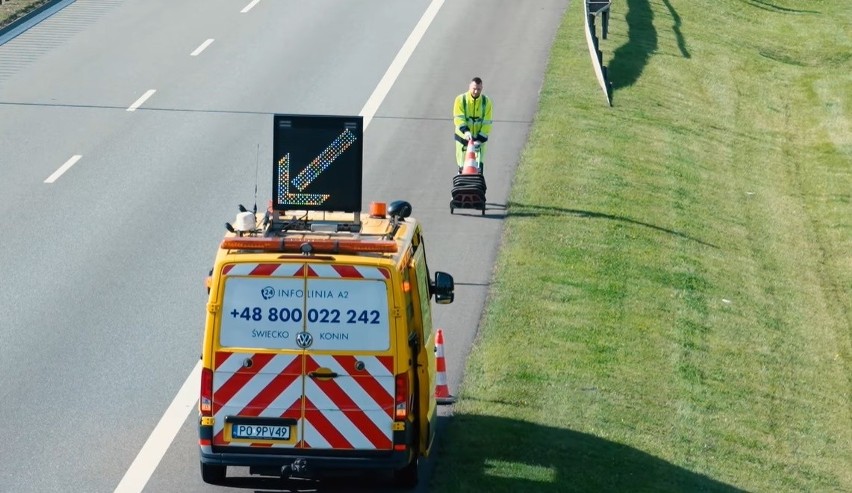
[{"x1": 432, "y1": 271, "x2": 454, "y2": 304}]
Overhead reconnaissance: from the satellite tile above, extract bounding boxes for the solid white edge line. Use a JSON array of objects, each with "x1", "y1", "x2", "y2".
[
  {"x1": 127, "y1": 89, "x2": 156, "y2": 112},
  {"x1": 359, "y1": 0, "x2": 445, "y2": 130},
  {"x1": 113, "y1": 1, "x2": 445, "y2": 490},
  {"x1": 190, "y1": 39, "x2": 214, "y2": 56},
  {"x1": 44, "y1": 154, "x2": 82, "y2": 183},
  {"x1": 113, "y1": 360, "x2": 202, "y2": 493},
  {"x1": 241, "y1": 0, "x2": 260, "y2": 13}
]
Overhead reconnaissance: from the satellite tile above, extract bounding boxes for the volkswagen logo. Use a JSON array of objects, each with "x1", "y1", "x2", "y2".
[{"x1": 295, "y1": 331, "x2": 313, "y2": 349}]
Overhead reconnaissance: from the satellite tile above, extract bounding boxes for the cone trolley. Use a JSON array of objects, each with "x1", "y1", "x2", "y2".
[{"x1": 450, "y1": 140, "x2": 487, "y2": 215}]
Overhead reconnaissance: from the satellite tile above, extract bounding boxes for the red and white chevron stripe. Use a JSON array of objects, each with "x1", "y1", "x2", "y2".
[
  {"x1": 212, "y1": 351, "x2": 302, "y2": 448},
  {"x1": 221, "y1": 263, "x2": 303, "y2": 277},
  {"x1": 302, "y1": 354, "x2": 394, "y2": 450},
  {"x1": 212, "y1": 351, "x2": 394, "y2": 450},
  {"x1": 222, "y1": 263, "x2": 389, "y2": 280}
]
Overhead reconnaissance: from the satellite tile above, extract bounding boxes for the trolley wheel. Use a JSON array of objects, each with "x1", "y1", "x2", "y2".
[
  {"x1": 481, "y1": 207, "x2": 485, "y2": 216},
  {"x1": 449, "y1": 201, "x2": 455, "y2": 214}
]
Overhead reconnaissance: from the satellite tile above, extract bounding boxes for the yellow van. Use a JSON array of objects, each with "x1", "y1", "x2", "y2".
[{"x1": 198, "y1": 200, "x2": 454, "y2": 488}]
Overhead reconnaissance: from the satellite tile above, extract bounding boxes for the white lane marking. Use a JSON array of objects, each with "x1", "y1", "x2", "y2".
[
  {"x1": 114, "y1": 1, "x2": 445, "y2": 490},
  {"x1": 241, "y1": 0, "x2": 260, "y2": 13},
  {"x1": 360, "y1": 0, "x2": 445, "y2": 130},
  {"x1": 113, "y1": 360, "x2": 201, "y2": 493},
  {"x1": 190, "y1": 39, "x2": 214, "y2": 56},
  {"x1": 127, "y1": 89, "x2": 156, "y2": 112},
  {"x1": 44, "y1": 154, "x2": 82, "y2": 183}
]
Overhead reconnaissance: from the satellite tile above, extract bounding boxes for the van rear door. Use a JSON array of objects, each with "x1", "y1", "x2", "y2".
[
  {"x1": 211, "y1": 262, "x2": 394, "y2": 452},
  {"x1": 301, "y1": 264, "x2": 395, "y2": 451},
  {"x1": 211, "y1": 263, "x2": 305, "y2": 450}
]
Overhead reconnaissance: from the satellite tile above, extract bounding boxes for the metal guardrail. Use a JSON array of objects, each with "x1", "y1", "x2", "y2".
[
  {"x1": 0, "y1": 0, "x2": 73, "y2": 44},
  {"x1": 584, "y1": 0, "x2": 613, "y2": 106}
]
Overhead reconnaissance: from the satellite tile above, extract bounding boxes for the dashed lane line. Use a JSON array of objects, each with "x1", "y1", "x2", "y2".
[
  {"x1": 190, "y1": 38, "x2": 214, "y2": 56},
  {"x1": 44, "y1": 154, "x2": 81, "y2": 183},
  {"x1": 127, "y1": 89, "x2": 155, "y2": 112}
]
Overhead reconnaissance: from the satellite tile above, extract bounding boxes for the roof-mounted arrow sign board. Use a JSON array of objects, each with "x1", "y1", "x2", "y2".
[{"x1": 272, "y1": 114, "x2": 363, "y2": 213}]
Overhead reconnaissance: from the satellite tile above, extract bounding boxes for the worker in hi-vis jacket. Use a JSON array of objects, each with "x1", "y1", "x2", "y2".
[{"x1": 453, "y1": 76, "x2": 493, "y2": 173}]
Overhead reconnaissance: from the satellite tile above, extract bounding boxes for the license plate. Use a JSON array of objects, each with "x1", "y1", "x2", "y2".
[{"x1": 231, "y1": 424, "x2": 291, "y2": 440}]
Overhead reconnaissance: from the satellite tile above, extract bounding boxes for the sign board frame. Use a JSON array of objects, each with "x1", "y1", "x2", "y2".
[{"x1": 272, "y1": 114, "x2": 363, "y2": 214}]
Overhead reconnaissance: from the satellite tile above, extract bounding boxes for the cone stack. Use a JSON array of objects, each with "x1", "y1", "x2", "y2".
[{"x1": 461, "y1": 140, "x2": 480, "y2": 175}]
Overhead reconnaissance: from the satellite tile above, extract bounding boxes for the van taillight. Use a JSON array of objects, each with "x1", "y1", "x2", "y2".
[
  {"x1": 394, "y1": 373, "x2": 409, "y2": 420},
  {"x1": 200, "y1": 367, "x2": 213, "y2": 416}
]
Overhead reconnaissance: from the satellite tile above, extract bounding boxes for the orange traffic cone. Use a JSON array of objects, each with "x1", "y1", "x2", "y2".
[
  {"x1": 434, "y1": 328, "x2": 456, "y2": 404},
  {"x1": 461, "y1": 140, "x2": 480, "y2": 175}
]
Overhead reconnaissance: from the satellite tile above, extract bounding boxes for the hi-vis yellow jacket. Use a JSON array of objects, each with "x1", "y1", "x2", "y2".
[{"x1": 453, "y1": 92, "x2": 493, "y2": 145}]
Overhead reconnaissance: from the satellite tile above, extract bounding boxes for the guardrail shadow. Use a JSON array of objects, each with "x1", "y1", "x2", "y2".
[
  {"x1": 508, "y1": 201, "x2": 717, "y2": 248},
  {"x1": 662, "y1": 0, "x2": 690, "y2": 58},
  {"x1": 430, "y1": 413, "x2": 746, "y2": 492}
]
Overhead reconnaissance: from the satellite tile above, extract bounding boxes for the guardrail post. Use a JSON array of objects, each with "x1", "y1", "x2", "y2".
[{"x1": 584, "y1": 1, "x2": 613, "y2": 105}]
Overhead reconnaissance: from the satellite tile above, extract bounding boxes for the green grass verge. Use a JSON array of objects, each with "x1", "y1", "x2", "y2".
[{"x1": 431, "y1": 1, "x2": 850, "y2": 492}]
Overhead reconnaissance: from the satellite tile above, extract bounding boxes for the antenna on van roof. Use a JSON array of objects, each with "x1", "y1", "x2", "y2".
[{"x1": 252, "y1": 143, "x2": 260, "y2": 215}]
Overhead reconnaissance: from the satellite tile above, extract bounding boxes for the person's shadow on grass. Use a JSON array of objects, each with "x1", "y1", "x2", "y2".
[{"x1": 609, "y1": 0, "x2": 657, "y2": 92}]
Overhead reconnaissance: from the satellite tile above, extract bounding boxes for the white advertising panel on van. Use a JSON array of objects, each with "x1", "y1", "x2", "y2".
[
  {"x1": 219, "y1": 275, "x2": 390, "y2": 351},
  {"x1": 305, "y1": 278, "x2": 390, "y2": 351},
  {"x1": 220, "y1": 276, "x2": 304, "y2": 349}
]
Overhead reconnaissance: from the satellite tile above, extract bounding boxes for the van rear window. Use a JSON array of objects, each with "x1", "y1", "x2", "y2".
[{"x1": 219, "y1": 275, "x2": 391, "y2": 351}]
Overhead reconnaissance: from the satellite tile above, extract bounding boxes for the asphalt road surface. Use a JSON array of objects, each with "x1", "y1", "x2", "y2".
[{"x1": 0, "y1": 0, "x2": 569, "y2": 491}]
